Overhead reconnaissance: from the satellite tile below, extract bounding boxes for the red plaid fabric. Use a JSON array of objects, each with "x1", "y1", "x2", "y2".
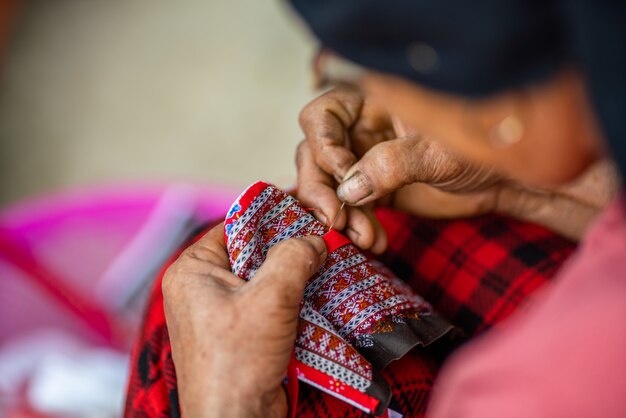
[
  {"x1": 124, "y1": 208, "x2": 575, "y2": 418},
  {"x1": 374, "y1": 208, "x2": 575, "y2": 337},
  {"x1": 224, "y1": 182, "x2": 453, "y2": 415}
]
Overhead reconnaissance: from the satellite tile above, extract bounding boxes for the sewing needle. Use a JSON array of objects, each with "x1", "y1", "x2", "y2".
[{"x1": 329, "y1": 202, "x2": 346, "y2": 230}]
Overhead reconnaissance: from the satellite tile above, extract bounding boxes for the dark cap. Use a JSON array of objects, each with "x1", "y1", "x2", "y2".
[
  {"x1": 289, "y1": 0, "x2": 626, "y2": 183},
  {"x1": 289, "y1": 0, "x2": 567, "y2": 97}
]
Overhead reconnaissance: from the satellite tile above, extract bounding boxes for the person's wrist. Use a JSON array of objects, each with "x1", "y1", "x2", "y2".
[
  {"x1": 493, "y1": 182, "x2": 546, "y2": 220},
  {"x1": 493, "y1": 182, "x2": 596, "y2": 241},
  {"x1": 201, "y1": 394, "x2": 263, "y2": 418},
  {"x1": 198, "y1": 386, "x2": 286, "y2": 418},
  {"x1": 175, "y1": 355, "x2": 258, "y2": 417},
  {"x1": 182, "y1": 363, "x2": 287, "y2": 418}
]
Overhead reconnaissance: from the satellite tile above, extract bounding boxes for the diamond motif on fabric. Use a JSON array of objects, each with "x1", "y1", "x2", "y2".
[{"x1": 224, "y1": 181, "x2": 453, "y2": 415}]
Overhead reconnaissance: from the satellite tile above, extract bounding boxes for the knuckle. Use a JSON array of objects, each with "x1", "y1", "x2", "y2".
[
  {"x1": 298, "y1": 106, "x2": 309, "y2": 128},
  {"x1": 161, "y1": 249, "x2": 199, "y2": 293},
  {"x1": 367, "y1": 141, "x2": 401, "y2": 182},
  {"x1": 270, "y1": 238, "x2": 318, "y2": 265},
  {"x1": 292, "y1": 238, "x2": 320, "y2": 261},
  {"x1": 405, "y1": 139, "x2": 432, "y2": 182},
  {"x1": 354, "y1": 231, "x2": 375, "y2": 250},
  {"x1": 316, "y1": 145, "x2": 355, "y2": 177},
  {"x1": 386, "y1": 137, "x2": 424, "y2": 185},
  {"x1": 178, "y1": 245, "x2": 207, "y2": 268},
  {"x1": 264, "y1": 242, "x2": 283, "y2": 261},
  {"x1": 161, "y1": 261, "x2": 183, "y2": 299},
  {"x1": 180, "y1": 248, "x2": 225, "y2": 278},
  {"x1": 263, "y1": 287, "x2": 292, "y2": 308},
  {"x1": 266, "y1": 239, "x2": 294, "y2": 259},
  {"x1": 295, "y1": 140, "x2": 309, "y2": 169},
  {"x1": 161, "y1": 247, "x2": 223, "y2": 299},
  {"x1": 375, "y1": 140, "x2": 398, "y2": 162},
  {"x1": 418, "y1": 140, "x2": 464, "y2": 184},
  {"x1": 299, "y1": 97, "x2": 320, "y2": 128},
  {"x1": 181, "y1": 241, "x2": 224, "y2": 266}
]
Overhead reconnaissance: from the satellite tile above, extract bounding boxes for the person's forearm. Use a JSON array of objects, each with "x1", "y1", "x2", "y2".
[
  {"x1": 495, "y1": 161, "x2": 619, "y2": 241},
  {"x1": 495, "y1": 184, "x2": 598, "y2": 241},
  {"x1": 554, "y1": 160, "x2": 619, "y2": 209},
  {"x1": 187, "y1": 390, "x2": 286, "y2": 418}
]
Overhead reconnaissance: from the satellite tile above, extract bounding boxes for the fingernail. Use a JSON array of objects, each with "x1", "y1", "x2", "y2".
[
  {"x1": 337, "y1": 171, "x2": 372, "y2": 204},
  {"x1": 302, "y1": 235, "x2": 327, "y2": 263}
]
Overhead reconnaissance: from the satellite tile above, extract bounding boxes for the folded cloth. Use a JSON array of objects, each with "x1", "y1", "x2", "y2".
[{"x1": 224, "y1": 181, "x2": 453, "y2": 416}]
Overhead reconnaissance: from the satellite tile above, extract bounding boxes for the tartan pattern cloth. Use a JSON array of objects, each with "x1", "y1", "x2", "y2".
[
  {"x1": 223, "y1": 182, "x2": 452, "y2": 416},
  {"x1": 374, "y1": 207, "x2": 575, "y2": 337},
  {"x1": 124, "y1": 203, "x2": 575, "y2": 417}
]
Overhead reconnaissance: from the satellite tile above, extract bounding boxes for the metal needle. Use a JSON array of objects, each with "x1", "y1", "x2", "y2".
[{"x1": 329, "y1": 202, "x2": 346, "y2": 230}]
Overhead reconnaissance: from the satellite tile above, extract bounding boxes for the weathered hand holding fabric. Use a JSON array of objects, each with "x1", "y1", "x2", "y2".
[
  {"x1": 225, "y1": 181, "x2": 452, "y2": 416},
  {"x1": 163, "y1": 224, "x2": 327, "y2": 418}
]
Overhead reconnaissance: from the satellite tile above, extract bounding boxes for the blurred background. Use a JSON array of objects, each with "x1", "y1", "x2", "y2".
[{"x1": 0, "y1": 1, "x2": 315, "y2": 416}]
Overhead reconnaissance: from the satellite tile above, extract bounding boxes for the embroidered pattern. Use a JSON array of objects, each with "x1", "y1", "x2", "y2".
[
  {"x1": 224, "y1": 181, "x2": 452, "y2": 415},
  {"x1": 124, "y1": 201, "x2": 576, "y2": 418}
]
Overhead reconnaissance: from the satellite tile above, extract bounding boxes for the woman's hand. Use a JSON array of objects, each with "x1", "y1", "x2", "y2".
[
  {"x1": 162, "y1": 224, "x2": 327, "y2": 418},
  {"x1": 297, "y1": 86, "x2": 503, "y2": 252},
  {"x1": 297, "y1": 86, "x2": 616, "y2": 244}
]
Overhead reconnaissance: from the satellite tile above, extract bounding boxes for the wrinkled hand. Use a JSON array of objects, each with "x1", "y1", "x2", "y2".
[
  {"x1": 162, "y1": 224, "x2": 327, "y2": 418},
  {"x1": 297, "y1": 86, "x2": 502, "y2": 253}
]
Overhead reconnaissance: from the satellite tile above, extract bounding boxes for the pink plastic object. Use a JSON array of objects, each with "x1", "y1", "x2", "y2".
[{"x1": 0, "y1": 182, "x2": 238, "y2": 349}]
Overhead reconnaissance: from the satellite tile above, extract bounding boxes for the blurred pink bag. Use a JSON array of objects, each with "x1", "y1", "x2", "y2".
[{"x1": 0, "y1": 182, "x2": 238, "y2": 349}]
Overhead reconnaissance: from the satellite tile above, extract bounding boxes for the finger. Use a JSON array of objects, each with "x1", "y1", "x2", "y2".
[
  {"x1": 350, "y1": 98, "x2": 395, "y2": 157},
  {"x1": 343, "y1": 206, "x2": 387, "y2": 254},
  {"x1": 362, "y1": 208, "x2": 388, "y2": 254},
  {"x1": 336, "y1": 136, "x2": 431, "y2": 206},
  {"x1": 296, "y1": 140, "x2": 347, "y2": 230},
  {"x1": 249, "y1": 236, "x2": 327, "y2": 308},
  {"x1": 299, "y1": 87, "x2": 363, "y2": 180},
  {"x1": 176, "y1": 223, "x2": 244, "y2": 288},
  {"x1": 187, "y1": 223, "x2": 231, "y2": 270},
  {"x1": 344, "y1": 206, "x2": 377, "y2": 251}
]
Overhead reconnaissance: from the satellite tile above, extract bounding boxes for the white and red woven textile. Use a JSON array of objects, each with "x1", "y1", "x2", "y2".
[{"x1": 224, "y1": 181, "x2": 452, "y2": 416}]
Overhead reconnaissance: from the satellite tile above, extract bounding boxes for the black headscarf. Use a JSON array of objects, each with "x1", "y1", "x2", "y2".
[{"x1": 289, "y1": 0, "x2": 626, "y2": 180}]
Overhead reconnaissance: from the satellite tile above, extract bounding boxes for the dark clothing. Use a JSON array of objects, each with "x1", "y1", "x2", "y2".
[
  {"x1": 289, "y1": 0, "x2": 626, "y2": 179},
  {"x1": 124, "y1": 209, "x2": 574, "y2": 417}
]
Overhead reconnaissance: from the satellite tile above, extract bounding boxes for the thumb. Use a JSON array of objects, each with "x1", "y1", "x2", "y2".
[
  {"x1": 337, "y1": 136, "x2": 427, "y2": 205},
  {"x1": 251, "y1": 236, "x2": 327, "y2": 308}
]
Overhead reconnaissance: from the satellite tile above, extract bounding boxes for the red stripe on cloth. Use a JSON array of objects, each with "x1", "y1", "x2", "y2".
[
  {"x1": 286, "y1": 355, "x2": 299, "y2": 418},
  {"x1": 294, "y1": 360, "x2": 381, "y2": 415},
  {"x1": 322, "y1": 229, "x2": 351, "y2": 253}
]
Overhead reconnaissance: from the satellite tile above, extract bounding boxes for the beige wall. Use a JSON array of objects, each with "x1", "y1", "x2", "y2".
[{"x1": 0, "y1": 0, "x2": 316, "y2": 205}]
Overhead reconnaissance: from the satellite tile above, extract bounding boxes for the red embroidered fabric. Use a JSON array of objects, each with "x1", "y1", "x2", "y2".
[
  {"x1": 124, "y1": 188, "x2": 575, "y2": 417},
  {"x1": 224, "y1": 182, "x2": 452, "y2": 415}
]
